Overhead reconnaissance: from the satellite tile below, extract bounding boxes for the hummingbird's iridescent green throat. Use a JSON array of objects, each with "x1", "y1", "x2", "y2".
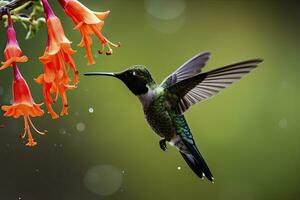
[{"x1": 84, "y1": 52, "x2": 263, "y2": 182}]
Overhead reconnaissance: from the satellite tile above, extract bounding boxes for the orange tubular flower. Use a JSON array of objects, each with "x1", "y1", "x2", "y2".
[
  {"x1": 1, "y1": 12, "x2": 45, "y2": 147},
  {"x1": 2, "y1": 65, "x2": 46, "y2": 146},
  {"x1": 37, "y1": 0, "x2": 78, "y2": 119},
  {"x1": 36, "y1": 51, "x2": 76, "y2": 119},
  {"x1": 0, "y1": 13, "x2": 28, "y2": 70},
  {"x1": 58, "y1": 0, "x2": 120, "y2": 65}
]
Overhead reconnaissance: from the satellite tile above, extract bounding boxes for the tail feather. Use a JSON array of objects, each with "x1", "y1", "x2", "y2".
[
  {"x1": 180, "y1": 141, "x2": 214, "y2": 182},
  {"x1": 172, "y1": 115, "x2": 214, "y2": 181},
  {"x1": 180, "y1": 152, "x2": 204, "y2": 179}
]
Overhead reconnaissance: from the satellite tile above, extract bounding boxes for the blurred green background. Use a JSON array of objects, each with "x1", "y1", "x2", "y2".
[{"x1": 0, "y1": 0, "x2": 299, "y2": 199}]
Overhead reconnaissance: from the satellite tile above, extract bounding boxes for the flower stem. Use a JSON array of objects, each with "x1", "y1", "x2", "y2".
[{"x1": 0, "y1": 0, "x2": 35, "y2": 18}]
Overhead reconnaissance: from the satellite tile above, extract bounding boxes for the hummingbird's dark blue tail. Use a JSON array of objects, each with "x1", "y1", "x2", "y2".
[{"x1": 180, "y1": 141, "x2": 214, "y2": 182}]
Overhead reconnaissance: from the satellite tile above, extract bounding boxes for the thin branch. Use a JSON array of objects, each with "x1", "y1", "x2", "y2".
[{"x1": 0, "y1": 0, "x2": 34, "y2": 18}]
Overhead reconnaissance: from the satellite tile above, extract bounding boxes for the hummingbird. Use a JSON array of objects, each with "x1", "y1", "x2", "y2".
[{"x1": 84, "y1": 52, "x2": 263, "y2": 182}]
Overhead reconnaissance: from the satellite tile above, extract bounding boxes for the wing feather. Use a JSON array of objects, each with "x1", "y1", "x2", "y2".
[
  {"x1": 167, "y1": 59, "x2": 263, "y2": 114},
  {"x1": 160, "y1": 52, "x2": 211, "y2": 88}
]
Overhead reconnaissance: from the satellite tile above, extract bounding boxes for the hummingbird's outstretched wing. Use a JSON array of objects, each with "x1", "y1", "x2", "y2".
[
  {"x1": 164, "y1": 59, "x2": 263, "y2": 114},
  {"x1": 160, "y1": 52, "x2": 210, "y2": 88}
]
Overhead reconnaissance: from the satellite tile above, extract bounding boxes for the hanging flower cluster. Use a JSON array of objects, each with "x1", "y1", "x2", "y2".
[
  {"x1": 58, "y1": 0, "x2": 120, "y2": 65},
  {"x1": 36, "y1": 0, "x2": 78, "y2": 119},
  {"x1": 0, "y1": 0, "x2": 119, "y2": 146}
]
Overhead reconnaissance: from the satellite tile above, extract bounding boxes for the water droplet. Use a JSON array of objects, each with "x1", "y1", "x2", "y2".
[
  {"x1": 89, "y1": 107, "x2": 94, "y2": 113},
  {"x1": 76, "y1": 122, "x2": 86, "y2": 132}
]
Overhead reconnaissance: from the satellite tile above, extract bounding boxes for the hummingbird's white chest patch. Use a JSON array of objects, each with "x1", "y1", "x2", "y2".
[{"x1": 138, "y1": 85, "x2": 155, "y2": 108}]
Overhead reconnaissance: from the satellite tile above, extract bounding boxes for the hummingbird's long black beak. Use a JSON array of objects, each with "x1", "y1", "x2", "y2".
[{"x1": 84, "y1": 72, "x2": 118, "y2": 78}]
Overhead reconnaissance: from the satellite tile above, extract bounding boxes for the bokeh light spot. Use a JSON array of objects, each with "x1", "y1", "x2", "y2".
[
  {"x1": 144, "y1": 0, "x2": 186, "y2": 20},
  {"x1": 76, "y1": 122, "x2": 86, "y2": 132},
  {"x1": 145, "y1": 0, "x2": 186, "y2": 33},
  {"x1": 84, "y1": 165, "x2": 123, "y2": 196},
  {"x1": 59, "y1": 128, "x2": 67, "y2": 135},
  {"x1": 279, "y1": 119, "x2": 288, "y2": 129}
]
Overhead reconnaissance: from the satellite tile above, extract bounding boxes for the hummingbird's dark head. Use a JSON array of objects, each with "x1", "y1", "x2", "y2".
[{"x1": 84, "y1": 65, "x2": 155, "y2": 96}]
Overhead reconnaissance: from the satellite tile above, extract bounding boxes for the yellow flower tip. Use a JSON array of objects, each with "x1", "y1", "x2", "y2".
[
  {"x1": 117, "y1": 42, "x2": 121, "y2": 48},
  {"x1": 19, "y1": 133, "x2": 25, "y2": 139},
  {"x1": 51, "y1": 114, "x2": 60, "y2": 119},
  {"x1": 46, "y1": 104, "x2": 60, "y2": 119},
  {"x1": 60, "y1": 111, "x2": 69, "y2": 116},
  {"x1": 60, "y1": 104, "x2": 69, "y2": 116},
  {"x1": 26, "y1": 139, "x2": 37, "y2": 147},
  {"x1": 106, "y1": 49, "x2": 113, "y2": 56},
  {"x1": 41, "y1": 131, "x2": 47, "y2": 135},
  {"x1": 37, "y1": 129, "x2": 48, "y2": 135},
  {"x1": 87, "y1": 59, "x2": 95, "y2": 65},
  {"x1": 98, "y1": 49, "x2": 104, "y2": 55},
  {"x1": 100, "y1": 39, "x2": 121, "y2": 56}
]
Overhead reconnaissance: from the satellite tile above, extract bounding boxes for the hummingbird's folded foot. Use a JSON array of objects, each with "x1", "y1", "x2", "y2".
[{"x1": 159, "y1": 138, "x2": 167, "y2": 151}]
